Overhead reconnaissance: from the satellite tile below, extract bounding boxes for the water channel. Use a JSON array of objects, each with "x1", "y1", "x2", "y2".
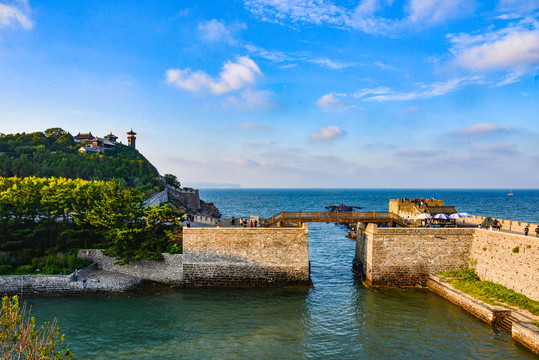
[{"x1": 26, "y1": 189, "x2": 538, "y2": 359}]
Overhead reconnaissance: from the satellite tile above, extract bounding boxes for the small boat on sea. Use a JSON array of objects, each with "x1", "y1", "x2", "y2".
[{"x1": 507, "y1": 189, "x2": 514, "y2": 196}]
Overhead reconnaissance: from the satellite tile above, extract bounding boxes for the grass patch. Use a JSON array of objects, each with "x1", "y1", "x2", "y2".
[
  {"x1": 534, "y1": 321, "x2": 539, "y2": 330},
  {"x1": 438, "y1": 270, "x2": 539, "y2": 316},
  {"x1": 512, "y1": 247, "x2": 520, "y2": 253},
  {"x1": 437, "y1": 269, "x2": 478, "y2": 280}
]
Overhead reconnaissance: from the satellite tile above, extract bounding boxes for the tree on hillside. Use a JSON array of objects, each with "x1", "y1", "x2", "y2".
[
  {"x1": 0, "y1": 295, "x2": 72, "y2": 359},
  {"x1": 163, "y1": 174, "x2": 181, "y2": 188}
]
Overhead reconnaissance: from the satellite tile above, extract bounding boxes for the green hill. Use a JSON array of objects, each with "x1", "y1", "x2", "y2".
[{"x1": 0, "y1": 128, "x2": 161, "y2": 195}]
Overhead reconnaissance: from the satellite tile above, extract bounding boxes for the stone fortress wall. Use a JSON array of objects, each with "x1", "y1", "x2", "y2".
[
  {"x1": 354, "y1": 224, "x2": 475, "y2": 287},
  {"x1": 182, "y1": 225, "x2": 310, "y2": 286},
  {"x1": 354, "y1": 224, "x2": 539, "y2": 301}
]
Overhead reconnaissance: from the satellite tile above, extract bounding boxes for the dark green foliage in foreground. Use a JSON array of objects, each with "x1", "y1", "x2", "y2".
[
  {"x1": 439, "y1": 270, "x2": 539, "y2": 316},
  {"x1": 1, "y1": 295, "x2": 72, "y2": 359},
  {"x1": 0, "y1": 128, "x2": 162, "y2": 195},
  {"x1": 0, "y1": 176, "x2": 184, "y2": 271}
]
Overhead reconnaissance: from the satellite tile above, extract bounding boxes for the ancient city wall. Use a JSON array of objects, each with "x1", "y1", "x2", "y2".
[
  {"x1": 144, "y1": 188, "x2": 168, "y2": 208},
  {"x1": 183, "y1": 224, "x2": 310, "y2": 286},
  {"x1": 470, "y1": 230, "x2": 539, "y2": 301},
  {"x1": 354, "y1": 224, "x2": 475, "y2": 287},
  {"x1": 466, "y1": 214, "x2": 538, "y2": 234},
  {"x1": 354, "y1": 225, "x2": 539, "y2": 301}
]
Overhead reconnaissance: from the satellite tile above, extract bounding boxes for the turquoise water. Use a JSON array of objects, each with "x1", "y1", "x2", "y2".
[{"x1": 27, "y1": 189, "x2": 538, "y2": 359}]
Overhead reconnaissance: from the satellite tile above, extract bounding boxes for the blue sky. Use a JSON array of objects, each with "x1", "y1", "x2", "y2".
[{"x1": 1, "y1": 0, "x2": 538, "y2": 188}]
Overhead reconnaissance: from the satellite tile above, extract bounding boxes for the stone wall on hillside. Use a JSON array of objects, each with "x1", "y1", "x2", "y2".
[
  {"x1": 354, "y1": 224, "x2": 475, "y2": 286},
  {"x1": 470, "y1": 230, "x2": 539, "y2": 301},
  {"x1": 167, "y1": 185, "x2": 201, "y2": 211}
]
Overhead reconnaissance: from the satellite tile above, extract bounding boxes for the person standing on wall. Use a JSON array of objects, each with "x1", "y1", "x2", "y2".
[
  {"x1": 535, "y1": 226, "x2": 539, "y2": 237},
  {"x1": 524, "y1": 226, "x2": 529, "y2": 236}
]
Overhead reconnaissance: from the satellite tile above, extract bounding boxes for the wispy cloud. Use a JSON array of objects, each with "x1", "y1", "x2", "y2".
[
  {"x1": 166, "y1": 56, "x2": 261, "y2": 94},
  {"x1": 355, "y1": 76, "x2": 483, "y2": 102},
  {"x1": 236, "y1": 122, "x2": 273, "y2": 131},
  {"x1": 496, "y1": 0, "x2": 539, "y2": 15},
  {"x1": 0, "y1": 0, "x2": 32, "y2": 30},
  {"x1": 245, "y1": 44, "x2": 355, "y2": 70},
  {"x1": 243, "y1": 139, "x2": 277, "y2": 147},
  {"x1": 224, "y1": 89, "x2": 277, "y2": 110},
  {"x1": 310, "y1": 126, "x2": 347, "y2": 140},
  {"x1": 198, "y1": 19, "x2": 246, "y2": 44},
  {"x1": 307, "y1": 57, "x2": 355, "y2": 69},
  {"x1": 243, "y1": 0, "x2": 474, "y2": 34},
  {"x1": 454, "y1": 123, "x2": 514, "y2": 136},
  {"x1": 394, "y1": 148, "x2": 441, "y2": 157},
  {"x1": 405, "y1": 0, "x2": 474, "y2": 25},
  {"x1": 316, "y1": 93, "x2": 346, "y2": 111},
  {"x1": 483, "y1": 142, "x2": 518, "y2": 154}
]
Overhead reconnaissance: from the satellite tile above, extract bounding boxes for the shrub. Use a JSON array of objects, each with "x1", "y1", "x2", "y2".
[
  {"x1": 0, "y1": 295, "x2": 72, "y2": 359},
  {"x1": 15, "y1": 265, "x2": 35, "y2": 274},
  {"x1": 512, "y1": 247, "x2": 519, "y2": 253},
  {"x1": 0, "y1": 265, "x2": 12, "y2": 275},
  {"x1": 31, "y1": 253, "x2": 92, "y2": 275}
]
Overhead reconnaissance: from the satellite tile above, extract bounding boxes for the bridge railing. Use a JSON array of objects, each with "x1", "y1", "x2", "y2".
[{"x1": 262, "y1": 211, "x2": 405, "y2": 227}]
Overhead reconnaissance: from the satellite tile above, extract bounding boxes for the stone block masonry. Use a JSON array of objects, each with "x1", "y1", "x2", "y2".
[
  {"x1": 471, "y1": 229, "x2": 538, "y2": 301},
  {"x1": 354, "y1": 224, "x2": 539, "y2": 302},
  {"x1": 182, "y1": 225, "x2": 311, "y2": 287},
  {"x1": 354, "y1": 224, "x2": 474, "y2": 287}
]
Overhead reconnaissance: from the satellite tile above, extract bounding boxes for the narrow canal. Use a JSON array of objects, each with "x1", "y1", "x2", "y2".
[{"x1": 26, "y1": 189, "x2": 537, "y2": 359}]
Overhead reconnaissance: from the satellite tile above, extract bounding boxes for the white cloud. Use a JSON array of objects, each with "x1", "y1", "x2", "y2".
[
  {"x1": 310, "y1": 126, "x2": 346, "y2": 140},
  {"x1": 0, "y1": 1, "x2": 32, "y2": 30},
  {"x1": 316, "y1": 93, "x2": 346, "y2": 111},
  {"x1": 197, "y1": 19, "x2": 246, "y2": 44},
  {"x1": 166, "y1": 56, "x2": 262, "y2": 94},
  {"x1": 449, "y1": 25, "x2": 539, "y2": 74}
]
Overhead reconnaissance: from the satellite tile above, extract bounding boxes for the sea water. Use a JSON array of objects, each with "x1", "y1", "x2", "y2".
[{"x1": 26, "y1": 189, "x2": 538, "y2": 359}]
